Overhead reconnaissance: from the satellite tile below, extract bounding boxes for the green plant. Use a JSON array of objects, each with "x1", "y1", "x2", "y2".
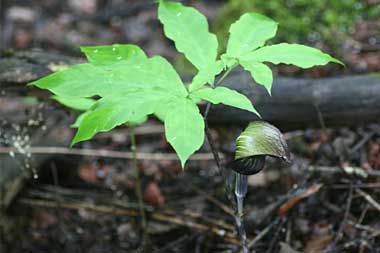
[
  {"x1": 230, "y1": 121, "x2": 290, "y2": 251},
  {"x1": 29, "y1": 0, "x2": 342, "y2": 168}
]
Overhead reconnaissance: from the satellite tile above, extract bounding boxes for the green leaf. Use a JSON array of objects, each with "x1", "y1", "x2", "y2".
[
  {"x1": 30, "y1": 63, "x2": 114, "y2": 97},
  {"x1": 189, "y1": 60, "x2": 224, "y2": 92},
  {"x1": 239, "y1": 61, "x2": 273, "y2": 95},
  {"x1": 241, "y1": 43, "x2": 343, "y2": 68},
  {"x1": 52, "y1": 96, "x2": 96, "y2": 111},
  {"x1": 80, "y1": 44, "x2": 147, "y2": 65},
  {"x1": 105, "y1": 56, "x2": 188, "y2": 97},
  {"x1": 72, "y1": 111, "x2": 147, "y2": 129},
  {"x1": 154, "y1": 98, "x2": 178, "y2": 122},
  {"x1": 221, "y1": 54, "x2": 238, "y2": 69},
  {"x1": 164, "y1": 98, "x2": 205, "y2": 168},
  {"x1": 189, "y1": 87, "x2": 260, "y2": 117},
  {"x1": 158, "y1": 0, "x2": 218, "y2": 70},
  {"x1": 126, "y1": 116, "x2": 148, "y2": 127},
  {"x1": 71, "y1": 90, "x2": 169, "y2": 145},
  {"x1": 226, "y1": 13, "x2": 278, "y2": 58},
  {"x1": 30, "y1": 56, "x2": 188, "y2": 98},
  {"x1": 71, "y1": 111, "x2": 90, "y2": 128}
]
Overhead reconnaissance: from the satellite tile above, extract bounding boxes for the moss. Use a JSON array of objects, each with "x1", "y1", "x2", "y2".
[{"x1": 213, "y1": 0, "x2": 380, "y2": 56}]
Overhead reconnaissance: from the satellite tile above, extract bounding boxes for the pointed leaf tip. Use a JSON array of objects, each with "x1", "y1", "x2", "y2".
[
  {"x1": 240, "y1": 61, "x2": 273, "y2": 96},
  {"x1": 164, "y1": 98, "x2": 205, "y2": 168},
  {"x1": 190, "y1": 86, "x2": 261, "y2": 117},
  {"x1": 241, "y1": 43, "x2": 343, "y2": 69},
  {"x1": 158, "y1": 0, "x2": 218, "y2": 70},
  {"x1": 226, "y1": 12, "x2": 278, "y2": 58}
]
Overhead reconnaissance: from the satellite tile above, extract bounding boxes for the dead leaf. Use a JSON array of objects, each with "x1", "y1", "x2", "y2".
[
  {"x1": 279, "y1": 242, "x2": 301, "y2": 253},
  {"x1": 305, "y1": 223, "x2": 333, "y2": 253},
  {"x1": 79, "y1": 164, "x2": 98, "y2": 183},
  {"x1": 277, "y1": 184, "x2": 323, "y2": 215},
  {"x1": 31, "y1": 211, "x2": 57, "y2": 229},
  {"x1": 144, "y1": 182, "x2": 165, "y2": 207}
]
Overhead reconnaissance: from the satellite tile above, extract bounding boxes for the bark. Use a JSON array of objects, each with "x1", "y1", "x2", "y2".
[{"x1": 207, "y1": 71, "x2": 380, "y2": 130}]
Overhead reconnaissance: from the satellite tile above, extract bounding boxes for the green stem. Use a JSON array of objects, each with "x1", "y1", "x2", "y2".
[
  {"x1": 216, "y1": 65, "x2": 235, "y2": 86},
  {"x1": 129, "y1": 127, "x2": 147, "y2": 230},
  {"x1": 203, "y1": 66, "x2": 236, "y2": 172},
  {"x1": 203, "y1": 65, "x2": 237, "y2": 174},
  {"x1": 204, "y1": 65, "x2": 236, "y2": 120}
]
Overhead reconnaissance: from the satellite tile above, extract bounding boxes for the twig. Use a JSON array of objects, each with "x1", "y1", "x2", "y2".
[
  {"x1": 358, "y1": 203, "x2": 370, "y2": 224},
  {"x1": 356, "y1": 188, "x2": 380, "y2": 212},
  {"x1": 286, "y1": 219, "x2": 292, "y2": 243},
  {"x1": 350, "y1": 132, "x2": 374, "y2": 154},
  {"x1": 152, "y1": 213, "x2": 239, "y2": 244},
  {"x1": 182, "y1": 210, "x2": 235, "y2": 231},
  {"x1": 332, "y1": 182, "x2": 354, "y2": 247},
  {"x1": 154, "y1": 235, "x2": 191, "y2": 253},
  {"x1": 192, "y1": 186, "x2": 235, "y2": 216},
  {"x1": 50, "y1": 162, "x2": 70, "y2": 239},
  {"x1": 248, "y1": 217, "x2": 279, "y2": 249},
  {"x1": 330, "y1": 182, "x2": 380, "y2": 189},
  {"x1": 326, "y1": 229, "x2": 380, "y2": 253},
  {"x1": 0, "y1": 146, "x2": 223, "y2": 161},
  {"x1": 266, "y1": 216, "x2": 287, "y2": 253},
  {"x1": 347, "y1": 220, "x2": 379, "y2": 234},
  {"x1": 17, "y1": 197, "x2": 240, "y2": 244},
  {"x1": 306, "y1": 165, "x2": 380, "y2": 177}
]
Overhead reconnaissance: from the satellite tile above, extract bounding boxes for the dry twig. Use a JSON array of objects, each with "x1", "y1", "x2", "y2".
[
  {"x1": 356, "y1": 188, "x2": 380, "y2": 212},
  {"x1": 0, "y1": 146, "x2": 223, "y2": 161}
]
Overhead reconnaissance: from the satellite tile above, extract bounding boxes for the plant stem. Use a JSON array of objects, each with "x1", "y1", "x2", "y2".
[
  {"x1": 216, "y1": 66, "x2": 234, "y2": 86},
  {"x1": 205, "y1": 65, "x2": 236, "y2": 121},
  {"x1": 203, "y1": 66, "x2": 249, "y2": 251},
  {"x1": 129, "y1": 127, "x2": 148, "y2": 236},
  {"x1": 203, "y1": 66, "x2": 236, "y2": 173},
  {"x1": 235, "y1": 172, "x2": 248, "y2": 253}
]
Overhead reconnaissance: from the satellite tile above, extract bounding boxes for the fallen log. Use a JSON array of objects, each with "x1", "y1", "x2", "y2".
[{"x1": 208, "y1": 71, "x2": 380, "y2": 130}]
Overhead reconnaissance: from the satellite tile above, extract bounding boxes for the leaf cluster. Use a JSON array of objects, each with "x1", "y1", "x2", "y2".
[{"x1": 30, "y1": 0, "x2": 341, "y2": 167}]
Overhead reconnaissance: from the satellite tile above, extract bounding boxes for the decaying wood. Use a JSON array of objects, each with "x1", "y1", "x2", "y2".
[{"x1": 208, "y1": 71, "x2": 380, "y2": 130}]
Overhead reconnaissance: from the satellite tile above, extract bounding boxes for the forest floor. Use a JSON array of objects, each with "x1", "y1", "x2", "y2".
[
  {"x1": 1, "y1": 0, "x2": 380, "y2": 252},
  {"x1": 1, "y1": 97, "x2": 380, "y2": 252}
]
